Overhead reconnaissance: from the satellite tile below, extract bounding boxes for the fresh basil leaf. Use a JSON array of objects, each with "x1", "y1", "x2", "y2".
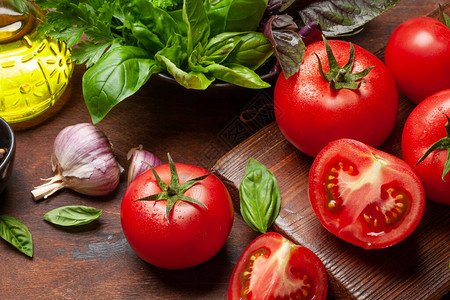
[
  {"x1": 0, "y1": 215, "x2": 33, "y2": 257},
  {"x1": 83, "y1": 46, "x2": 160, "y2": 124},
  {"x1": 206, "y1": 0, "x2": 233, "y2": 37},
  {"x1": 183, "y1": 0, "x2": 210, "y2": 53},
  {"x1": 263, "y1": 15, "x2": 305, "y2": 78},
  {"x1": 188, "y1": 44, "x2": 211, "y2": 73},
  {"x1": 223, "y1": 32, "x2": 273, "y2": 70},
  {"x1": 204, "y1": 63, "x2": 264, "y2": 88},
  {"x1": 239, "y1": 158, "x2": 281, "y2": 233},
  {"x1": 43, "y1": 206, "x2": 102, "y2": 226},
  {"x1": 298, "y1": 0, "x2": 401, "y2": 36},
  {"x1": 156, "y1": 33, "x2": 188, "y2": 68},
  {"x1": 168, "y1": 8, "x2": 188, "y2": 35},
  {"x1": 130, "y1": 21, "x2": 166, "y2": 53},
  {"x1": 205, "y1": 63, "x2": 270, "y2": 88},
  {"x1": 156, "y1": 54, "x2": 214, "y2": 89},
  {"x1": 204, "y1": 32, "x2": 245, "y2": 64},
  {"x1": 225, "y1": 0, "x2": 268, "y2": 32},
  {"x1": 122, "y1": 0, "x2": 179, "y2": 46}
]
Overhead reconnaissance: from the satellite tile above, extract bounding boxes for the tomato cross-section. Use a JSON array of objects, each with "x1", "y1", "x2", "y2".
[
  {"x1": 228, "y1": 232, "x2": 327, "y2": 300},
  {"x1": 308, "y1": 139, "x2": 425, "y2": 249}
]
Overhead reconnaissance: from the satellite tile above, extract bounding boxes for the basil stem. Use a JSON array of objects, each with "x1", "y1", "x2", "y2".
[
  {"x1": 239, "y1": 158, "x2": 281, "y2": 233},
  {"x1": 0, "y1": 215, "x2": 33, "y2": 257},
  {"x1": 43, "y1": 205, "x2": 102, "y2": 226}
]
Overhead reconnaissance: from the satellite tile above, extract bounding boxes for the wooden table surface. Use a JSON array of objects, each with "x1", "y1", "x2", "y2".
[{"x1": 0, "y1": 1, "x2": 446, "y2": 299}]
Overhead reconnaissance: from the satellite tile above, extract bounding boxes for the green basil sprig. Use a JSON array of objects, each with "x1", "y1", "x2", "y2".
[
  {"x1": 43, "y1": 205, "x2": 102, "y2": 226},
  {"x1": 239, "y1": 158, "x2": 281, "y2": 233},
  {"x1": 0, "y1": 215, "x2": 33, "y2": 257}
]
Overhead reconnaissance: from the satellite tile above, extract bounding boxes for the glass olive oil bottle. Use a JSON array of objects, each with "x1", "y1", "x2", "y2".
[{"x1": 0, "y1": 0, "x2": 73, "y2": 128}]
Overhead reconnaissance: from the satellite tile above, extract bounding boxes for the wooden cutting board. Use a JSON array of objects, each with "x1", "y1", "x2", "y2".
[{"x1": 213, "y1": 5, "x2": 450, "y2": 300}]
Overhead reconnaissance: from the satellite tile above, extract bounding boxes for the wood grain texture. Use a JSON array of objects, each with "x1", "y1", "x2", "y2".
[
  {"x1": 213, "y1": 3, "x2": 450, "y2": 300},
  {"x1": 0, "y1": 1, "x2": 447, "y2": 299}
]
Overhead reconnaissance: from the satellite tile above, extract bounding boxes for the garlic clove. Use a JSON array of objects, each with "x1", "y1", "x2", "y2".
[
  {"x1": 31, "y1": 123, "x2": 122, "y2": 201},
  {"x1": 127, "y1": 145, "x2": 162, "y2": 186}
]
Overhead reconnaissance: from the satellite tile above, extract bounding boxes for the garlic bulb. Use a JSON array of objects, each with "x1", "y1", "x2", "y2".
[
  {"x1": 127, "y1": 145, "x2": 162, "y2": 185},
  {"x1": 31, "y1": 123, "x2": 123, "y2": 200}
]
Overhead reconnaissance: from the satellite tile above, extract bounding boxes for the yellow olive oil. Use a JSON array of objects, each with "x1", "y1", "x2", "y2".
[{"x1": 0, "y1": 0, "x2": 73, "y2": 126}]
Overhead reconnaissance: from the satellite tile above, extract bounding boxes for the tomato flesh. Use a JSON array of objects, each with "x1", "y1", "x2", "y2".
[
  {"x1": 228, "y1": 232, "x2": 327, "y2": 300},
  {"x1": 309, "y1": 139, "x2": 425, "y2": 249}
]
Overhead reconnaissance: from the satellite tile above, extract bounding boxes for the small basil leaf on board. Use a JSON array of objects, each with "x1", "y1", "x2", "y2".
[
  {"x1": 43, "y1": 206, "x2": 102, "y2": 226},
  {"x1": 0, "y1": 215, "x2": 33, "y2": 257},
  {"x1": 239, "y1": 158, "x2": 281, "y2": 233},
  {"x1": 83, "y1": 46, "x2": 160, "y2": 124},
  {"x1": 298, "y1": 0, "x2": 401, "y2": 36}
]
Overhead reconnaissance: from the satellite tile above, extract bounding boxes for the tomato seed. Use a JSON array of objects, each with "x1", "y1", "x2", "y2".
[
  {"x1": 328, "y1": 200, "x2": 337, "y2": 208},
  {"x1": 363, "y1": 213, "x2": 371, "y2": 224},
  {"x1": 385, "y1": 215, "x2": 391, "y2": 224}
]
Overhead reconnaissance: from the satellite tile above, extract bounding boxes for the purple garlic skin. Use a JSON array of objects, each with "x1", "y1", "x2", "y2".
[
  {"x1": 32, "y1": 123, "x2": 123, "y2": 200},
  {"x1": 127, "y1": 145, "x2": 162, "y2": 185}
]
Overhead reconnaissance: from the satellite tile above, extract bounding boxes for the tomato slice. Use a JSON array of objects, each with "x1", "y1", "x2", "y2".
[
  {"x1": 308, "y1": 139, "x2": 425, "y2": 249},
  {"x1": 227, "y1": 232, "x2": 327, "y2": 300}
]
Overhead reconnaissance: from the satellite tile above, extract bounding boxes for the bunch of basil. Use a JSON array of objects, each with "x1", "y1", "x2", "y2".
[
  {"x1": 35, "y1": 0, "x2": 400, "y2": 123},
  {"x1": 35, "y1": 0, "x2": 273, "y2": 123}
]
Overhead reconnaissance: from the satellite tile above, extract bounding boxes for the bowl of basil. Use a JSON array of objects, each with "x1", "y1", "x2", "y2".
[{"x1": 35, "y1": 0, "x2": 400, "y2": 124}]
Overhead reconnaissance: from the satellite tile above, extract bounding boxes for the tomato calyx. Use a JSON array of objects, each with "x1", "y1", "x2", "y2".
[
  {"x1": 315, "y1": 36, "x2": 374, "y2": 90},
  {"x1": 415, "y1": 113, "x2": 450, "y2": 181},
  {"x1": 439, "y1": 5, "x2": 450, "y2": 27},
  {"x1": 134, "y1": 153, "x2": 210, "y2": 223}
]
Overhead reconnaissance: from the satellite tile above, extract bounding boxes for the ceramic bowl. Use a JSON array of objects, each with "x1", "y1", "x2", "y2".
[
  {"x1": 146, "y1": 63, "x2": 280, "y2": 102},
  {"x1": 0, "y1": 117, "x2": 16, "y2": 194}
]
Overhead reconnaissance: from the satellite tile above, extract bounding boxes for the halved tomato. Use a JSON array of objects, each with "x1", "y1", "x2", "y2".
[
  {"x1": 308, "y1": 139, "x2": 425, "y2": 249},
  {"x1": 227, "y1": 232, "x2": 327, "y2": 300}
]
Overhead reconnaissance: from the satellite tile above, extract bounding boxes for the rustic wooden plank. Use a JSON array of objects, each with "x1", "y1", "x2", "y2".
[{"x1": 213, "y1": 3, "x2": 450, "y2": 300}]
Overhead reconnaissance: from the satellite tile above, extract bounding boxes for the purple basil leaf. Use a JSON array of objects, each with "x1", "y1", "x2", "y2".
[
  {"x1": 271, "y1": 14, "x2": 298, "y2": 30},
  {"x1": 267, "y1": 0, "x2": 296, "y2": 15},
  {"x1": 298, "y1": 0, "x2": 401, "y2": 36},
  {"x1": 298, "y1": 22, "x2": 323, "y2": 46},
  {"x1": 264, "y1": 15, "x2": 305, "y2": 79}
]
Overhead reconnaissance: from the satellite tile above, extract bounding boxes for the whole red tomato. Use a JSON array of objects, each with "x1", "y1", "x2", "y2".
[
  {"x1": 402, "y1": 89, "x2": 450, "y2": 205},
  {"x1": 227, "y1": 232, "x2": 328, "y2": 300},
  {"x1": 308, "y1": 139, "x2": 425, "y2": 249},
  {"x1": 385, "y1": 17, "x2": 450, "y2": 104},
  {"x1": 274, "y1": 39, "x2": 398, "y2": 157},
  {"x1": 121, "y1": 158, "x2": 234, "y2": 269}
]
